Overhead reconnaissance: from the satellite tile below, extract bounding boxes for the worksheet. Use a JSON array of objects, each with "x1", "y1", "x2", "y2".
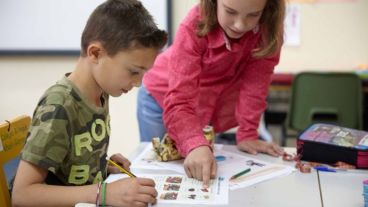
[
  {"x1": 105, "y1": 174, "x2": 229, "y2": 205},
  {"x1": 131, "y1": 143, "x2": 223, "y2": 173},
  {"x1": 131, "y1": 144, "x2": 295, "y2": 190}
]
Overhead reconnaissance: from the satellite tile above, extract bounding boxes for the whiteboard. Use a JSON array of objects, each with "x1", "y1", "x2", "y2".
[{"x1": 0, "y1": 0, "x2": 169, "y2": 54}]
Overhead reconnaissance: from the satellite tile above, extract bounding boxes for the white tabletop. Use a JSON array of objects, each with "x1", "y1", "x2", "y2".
[
  {"x1": 77, "y1": 143, "x2": 367, "y2": 207},
  {"x1": 126, "y1": 143, "x2": 321, "y2": 207},
  {"x1": 319, "y1": 171, "x2": 366, "y2": 207}
]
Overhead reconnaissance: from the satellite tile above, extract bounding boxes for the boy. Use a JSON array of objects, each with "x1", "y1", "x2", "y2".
[{"x1": 12, "y1": 0, "x2": 167, "y2": 206}]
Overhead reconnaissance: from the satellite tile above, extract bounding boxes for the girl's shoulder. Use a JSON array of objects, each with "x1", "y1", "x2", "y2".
[{"x1": 181, "y1": 4, "x2": 201, "y2": 30}]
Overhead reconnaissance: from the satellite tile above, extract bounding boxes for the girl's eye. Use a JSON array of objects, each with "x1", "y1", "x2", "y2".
[
  {"x1": 249, "y1": 13, "x2": 261, "y2": 18},
  {"x1": 226, "y1": 9, "x2": 236, "y2": 15}
]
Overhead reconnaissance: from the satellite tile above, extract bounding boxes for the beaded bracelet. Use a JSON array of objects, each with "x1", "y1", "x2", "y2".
[
  {"x1": 101, "y1": 182, "x2": 107, "y2": 207},
  {"x1": 95, "y1": 181, "x2": 102, "y2": 206}
]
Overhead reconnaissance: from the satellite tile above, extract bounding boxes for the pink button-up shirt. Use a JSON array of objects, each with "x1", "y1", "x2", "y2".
[{"x1": 143, "y1": 5, "x2": 281, "y2": 156}]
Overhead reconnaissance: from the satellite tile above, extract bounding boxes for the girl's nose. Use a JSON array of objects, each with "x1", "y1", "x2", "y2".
[{"x1": 233, "y1": 18, "x2": 247, "y2": 32}]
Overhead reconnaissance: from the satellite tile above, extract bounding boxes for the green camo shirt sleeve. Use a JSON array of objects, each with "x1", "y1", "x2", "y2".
[
  {"x1": 22, "y1": 93, "x2": 71, "y2": 175},
  {"x1": 22, "y1": 76, "x2": 110, "y2": 186}
]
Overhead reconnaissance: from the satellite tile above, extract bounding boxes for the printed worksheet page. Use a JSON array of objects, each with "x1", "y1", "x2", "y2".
[{"x1": 105, "y1": 174, "x2": 229, "y2": 205}]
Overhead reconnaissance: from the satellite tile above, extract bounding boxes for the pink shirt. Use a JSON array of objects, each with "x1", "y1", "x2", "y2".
[{"x1": 143, "y1": 5, "x2": 281, "y2": 156}]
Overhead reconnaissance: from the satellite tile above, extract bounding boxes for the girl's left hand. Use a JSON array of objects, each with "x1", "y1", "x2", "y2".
[
  {"x1": 108, "y1": 153, "x2": 131, "y2": 174},
  {"x1": 237, "y1": 139, "x2": 284, "y2": 157}
]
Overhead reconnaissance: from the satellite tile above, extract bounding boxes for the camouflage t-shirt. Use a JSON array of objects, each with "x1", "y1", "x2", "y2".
[{"x1": 22, "y1": 75, "x2": 110, "y2": 186}]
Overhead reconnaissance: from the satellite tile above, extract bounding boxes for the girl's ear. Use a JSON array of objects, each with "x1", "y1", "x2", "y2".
[{"x1": 86, "y1": 42, "x2": 104, "y2": 64}]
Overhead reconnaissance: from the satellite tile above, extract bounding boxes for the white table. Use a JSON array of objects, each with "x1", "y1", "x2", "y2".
[
  {"x1": 126, "y1": 144, "x2": 321, "y2": 207},
  {"x1": 319, "y1": 171, "x2": 366, "y2": 207},
  {"x1": 77, "y1": 143, "x2": 367, "y2": 207}
]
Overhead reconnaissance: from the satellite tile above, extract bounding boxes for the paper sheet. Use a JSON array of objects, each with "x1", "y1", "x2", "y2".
[
  {"x1": 131, "y1": 144, "x2": 223, "y2": 174},
  {"x1": 106, "y1": 173, "x2": 229, "y2": 205},
  {"x1": 213, "y1": 149, "x2": 295, "y2": 190},
  {"x1": 284, "y1": 4, "x2": 301, "y2": 46},
  {"x1": 131, "y1": 144, "x2": 295, "y2": 190}
]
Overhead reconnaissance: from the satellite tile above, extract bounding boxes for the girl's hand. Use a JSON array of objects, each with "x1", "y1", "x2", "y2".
[
  {"x1": 106, "y1": 178, "x2": 157, "y2": 207},
  {"x1": 237, "y1": 139, "x2": 284, "y2": 157},
  {"x1": 108, "y1": 153, "x2": 131, "y2": 174},
  {"x1": 183, "y1": 146, "x2": 217, "y2": 188}
]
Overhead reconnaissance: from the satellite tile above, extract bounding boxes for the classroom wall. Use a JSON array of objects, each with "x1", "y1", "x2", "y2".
[
  {"x1": 173, "y1": 0, "x2": 368, "y2": 72},
  {"x1": 1, "y1": 0, "x2": 368, "y2": 156},
  {"x1": 0, "y1": 56, "x2": 140, "y2": 156}
]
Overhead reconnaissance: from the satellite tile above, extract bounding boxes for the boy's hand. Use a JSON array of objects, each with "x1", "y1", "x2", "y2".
[
  {"x1": 237, "y1": 139, "x2": 284, "y2": 157},
  {"x1": 108, "y1": 153, "x2": 131, "y2": 174},
  {"x1": 183, "y1": 146, "x2": 217, "y2": 188},
  {"x1": 106, "y1": 178, "x2": 157, "y2": 207}
]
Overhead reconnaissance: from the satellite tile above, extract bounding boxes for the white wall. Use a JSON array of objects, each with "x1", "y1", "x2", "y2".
[
  {"x1": 279, "y1": 1, "x2": 368, "y2": 72},
  {"x1": 0, "y1": 0, "x2": 168, "y2": 51},
  {"x1": 1, "y1": 0, "x2": 368, "y2": 156},
  {"x1": 0, "y1": 56, "x2": 139, "y2": 156},
  {"x1": 172, "y1": 0, "x2": 368, "y2": 72}
]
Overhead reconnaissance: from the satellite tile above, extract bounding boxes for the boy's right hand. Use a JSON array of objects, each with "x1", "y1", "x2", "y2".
[
  {"x1": 183, "y1": 146, "x2": 217, "y2": 188},
  {"x1": 106, "y1": 177, "x2": 157, "y2": 207}
]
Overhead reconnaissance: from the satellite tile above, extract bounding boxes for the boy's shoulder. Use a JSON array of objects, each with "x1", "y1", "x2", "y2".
[{"x1": 39, "y1": 76, "x2": 82, "y2": 107}]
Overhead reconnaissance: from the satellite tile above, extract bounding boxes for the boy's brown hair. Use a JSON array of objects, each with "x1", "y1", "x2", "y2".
[
  {"x1": 197, "y1": 0, "x2": 285, "y2": 58},
  {"x1": 81, "y1": 0, "x2": 167, "y2": 56}
]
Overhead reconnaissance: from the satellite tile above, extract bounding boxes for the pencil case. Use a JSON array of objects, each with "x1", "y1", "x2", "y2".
[{"x1": 297, "y1": 123, "x2": 368, "y2": 169}]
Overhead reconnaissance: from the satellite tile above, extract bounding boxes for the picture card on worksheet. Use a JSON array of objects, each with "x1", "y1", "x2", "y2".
[{"x1": 105, "y1": 173, "x2": 229, "y2": 205}]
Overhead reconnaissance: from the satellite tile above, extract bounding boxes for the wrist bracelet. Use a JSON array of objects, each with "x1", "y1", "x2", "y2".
[
  {"x1": 95, "y1": 181, "x2": 102, "y2": 206},
  {"x1": 101, "y1": 182, "x2": 107, "y2": 207}
]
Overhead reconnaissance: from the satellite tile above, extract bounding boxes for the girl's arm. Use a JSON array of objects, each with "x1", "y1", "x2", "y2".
[
  {"x1": 162, "y1": 14, "x2": 217, "y2": 187},
  {"x1": 163, "y1": 23, "x2": 210, "y2": 157},
  {"x1": 235, "y1": 51, "x2": 283, "y2": 156}
]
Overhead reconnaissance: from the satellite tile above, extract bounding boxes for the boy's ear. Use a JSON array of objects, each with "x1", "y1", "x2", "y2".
[{"x1": 86, "y1": 42, "x2": 104, "y2": 63}]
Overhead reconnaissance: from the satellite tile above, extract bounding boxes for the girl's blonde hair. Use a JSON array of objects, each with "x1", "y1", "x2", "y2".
[{"x1": 197, "y1": 0, "x2": 285, "y2": 58}]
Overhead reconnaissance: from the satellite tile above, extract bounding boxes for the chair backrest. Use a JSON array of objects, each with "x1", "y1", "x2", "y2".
[
  {"x1": 0, "y1": 115, "x2": 31, "y2": 207},
  {"x1": 287, "y1": 72, "x2": 363, "y2": 132}
]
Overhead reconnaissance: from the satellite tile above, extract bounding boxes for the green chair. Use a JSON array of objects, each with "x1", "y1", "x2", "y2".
[{"x1": 281, "y1": 72, "x2": 363, "y2": 146}]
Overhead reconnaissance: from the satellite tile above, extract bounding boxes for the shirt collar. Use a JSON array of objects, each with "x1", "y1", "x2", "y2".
[
  {"x1": 207, "y1": 26, "x2": 227, "y2": 49},
  {"x1": 207, "y1": 25, "x2": 260, "y2": 51}
]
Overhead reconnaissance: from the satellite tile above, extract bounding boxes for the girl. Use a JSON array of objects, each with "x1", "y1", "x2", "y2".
[{"x1": 137, "y1": 0, "x2": 285, "y2": 187}]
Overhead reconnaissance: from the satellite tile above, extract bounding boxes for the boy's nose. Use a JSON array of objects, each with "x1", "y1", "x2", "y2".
[{"x1": 132, "y1": 80, "x2": 142, "y2": 88}]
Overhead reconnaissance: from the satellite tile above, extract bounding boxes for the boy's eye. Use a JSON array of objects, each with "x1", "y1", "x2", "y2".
[{"x1": 129, "y1": 69, "x2": 140, "y2": 76}]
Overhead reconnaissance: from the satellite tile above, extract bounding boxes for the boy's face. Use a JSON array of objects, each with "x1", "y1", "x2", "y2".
[{"x1": 92, "y1": 46, "x2": 159, "y2": 97}]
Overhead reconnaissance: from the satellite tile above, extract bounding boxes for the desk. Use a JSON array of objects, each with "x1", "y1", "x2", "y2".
[
  {"x1": 130, "y1": 144, "x2": 320, "y2": 207},
  {"x1": 77, "y1": 143, "x2": 366, "y2": 206},
  {"x1": 319, "y1": 172, "x2": 367, "y2": 207}
]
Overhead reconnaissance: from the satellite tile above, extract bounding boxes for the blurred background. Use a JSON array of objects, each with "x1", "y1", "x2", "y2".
[{"x1": 0, "y1": 0, "x2": 367, "y2": 156}]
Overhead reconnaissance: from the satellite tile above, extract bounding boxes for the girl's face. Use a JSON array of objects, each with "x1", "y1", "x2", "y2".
[{"x1": 217, "y1": 0, "x2": 267, "y2": 39}]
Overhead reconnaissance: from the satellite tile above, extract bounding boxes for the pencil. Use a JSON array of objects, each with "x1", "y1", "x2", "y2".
[
  {"x1": 230, "y1": 168, "x2": 251, "y2": 180},
  {"x1": 107, "y1": 159, "x2": 136, "y2": 178}
]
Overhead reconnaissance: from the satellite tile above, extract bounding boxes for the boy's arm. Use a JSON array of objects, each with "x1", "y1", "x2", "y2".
[
  {"x1": 12, "y1": 160, "x2": 158, "y2": 207},
  {"x1": 12, "y1": 160, "x2": 97, "y2": 207}
]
